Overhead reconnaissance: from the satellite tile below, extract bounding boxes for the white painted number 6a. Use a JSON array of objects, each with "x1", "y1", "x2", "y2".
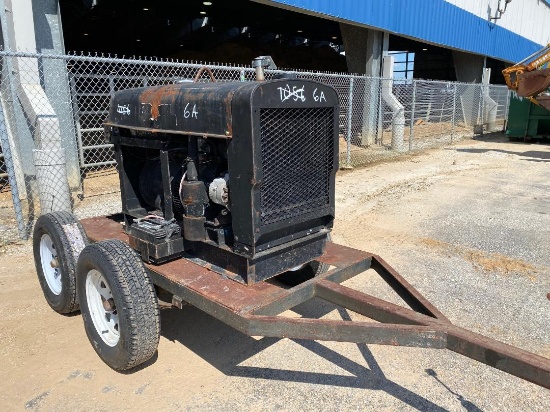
[
  {"x1": 184, "y1": 103, "x2": 199, "y2": 119},
  {"x1": 313, "y1": 88, "x2": 326, "y2": 102}
]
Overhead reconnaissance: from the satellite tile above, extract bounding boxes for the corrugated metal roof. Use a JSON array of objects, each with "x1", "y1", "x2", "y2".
[{"x1": 258, "y1": 0, "x2": 543, "y2": 63}]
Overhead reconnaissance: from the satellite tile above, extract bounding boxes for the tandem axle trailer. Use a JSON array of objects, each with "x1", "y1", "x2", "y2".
[{"x1": 62, "y1": 214, "x2": 549, "y2": 389}]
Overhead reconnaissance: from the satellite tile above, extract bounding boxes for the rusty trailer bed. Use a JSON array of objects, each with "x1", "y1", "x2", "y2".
[{"x1": 80, "y1": 215, "x2": 550, "y2": 389}]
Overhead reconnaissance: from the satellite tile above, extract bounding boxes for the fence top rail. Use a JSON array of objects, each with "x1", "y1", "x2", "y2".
[
  {"x1": 0, "y1": 49, "x2": 512, "y2": 88},
  {"x1": 0, "y1": 49, "x2": 355, "y2": 80}
]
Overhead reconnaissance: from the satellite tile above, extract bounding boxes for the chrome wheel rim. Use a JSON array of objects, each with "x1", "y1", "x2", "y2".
[
  {"x1": 85, "y1": 269, "x2": 120, "y2": 347},
  {"x1": 39, "y1": 234, "x2": 62, "y2": 295}
]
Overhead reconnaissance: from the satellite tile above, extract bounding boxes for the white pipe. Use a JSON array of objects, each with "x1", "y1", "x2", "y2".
[
  {"x1": 482, "y1": 68, "x2": 498, "y2": 131},
  {"x1": 33, "y1": 148, "x2": 72, "y2": 213},
  {"x1": 382, "y1": 56, "x2": 405, "y2": 151},
  {"x1": 20, "y1": 85, "x2": 72, "y2": 213},
  {"x1": 3, "y1": 0, "x2": 72, "y2": 213}
]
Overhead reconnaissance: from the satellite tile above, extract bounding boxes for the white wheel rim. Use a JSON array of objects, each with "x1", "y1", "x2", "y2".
[
  {"x1": 39, "y1": 234, "x2": 62, "y2": 295},
  {"x1": 85, "y1": 269, "x2": 120, "y2": 347}
]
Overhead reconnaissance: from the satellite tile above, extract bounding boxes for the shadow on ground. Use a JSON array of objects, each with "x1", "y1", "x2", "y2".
[
  {"x1": 466, "y1": 132, "x2": 550, "y2": 162},
  {"x1": 160, "y1": 298, "x2": 481, "y2": 411},
  {"x1": 453, "y1": 145, "x2": 550, "y2": 162}
]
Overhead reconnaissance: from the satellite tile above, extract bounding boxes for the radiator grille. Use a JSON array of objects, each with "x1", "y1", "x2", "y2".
[{"x1": 259, "y1": 107, "x2": 334, "y2": 225}]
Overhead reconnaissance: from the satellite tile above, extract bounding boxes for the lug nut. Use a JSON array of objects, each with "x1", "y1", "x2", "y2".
[{"x1": 102, "y1": 298, "x2": 116, "y2": 312}]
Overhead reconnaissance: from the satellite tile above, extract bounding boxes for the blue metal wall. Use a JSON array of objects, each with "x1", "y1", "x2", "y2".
[{"x1": 260, "y1": 0, "x2": 543, "y2": 63}]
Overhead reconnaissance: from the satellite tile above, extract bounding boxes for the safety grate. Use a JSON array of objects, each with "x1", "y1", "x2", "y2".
[{"x1": 259, "y1": 107, "x2": 334, "y2": 225}]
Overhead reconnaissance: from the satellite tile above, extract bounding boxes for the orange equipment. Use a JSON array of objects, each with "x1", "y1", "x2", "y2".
[{"x1": 502, "y1": 43, "x2": 550, "y2": 111}]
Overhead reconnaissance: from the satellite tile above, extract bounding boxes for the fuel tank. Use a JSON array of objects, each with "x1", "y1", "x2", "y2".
[{"x1": 106, "y1": 82, "x2": 251, "y2": 138}]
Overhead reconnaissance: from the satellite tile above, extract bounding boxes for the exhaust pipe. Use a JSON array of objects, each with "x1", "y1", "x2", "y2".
[{"x1": 252, "y1": 56, "x2": 277, "y2": 81}]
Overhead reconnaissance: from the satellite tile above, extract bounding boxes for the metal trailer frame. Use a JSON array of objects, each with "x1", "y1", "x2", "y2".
[{"x1": 80, "y1": 215, "x2": 550, "y2": 389}]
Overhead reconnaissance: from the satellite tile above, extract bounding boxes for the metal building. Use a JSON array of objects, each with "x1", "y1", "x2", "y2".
[{"x1": 4, "y1": 1, "x2": 550, "y2": 80}]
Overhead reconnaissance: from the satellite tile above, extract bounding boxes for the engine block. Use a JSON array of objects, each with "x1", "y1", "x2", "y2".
[{"x1": 105, "y1": 76, "x2": 338, "y2": 284}]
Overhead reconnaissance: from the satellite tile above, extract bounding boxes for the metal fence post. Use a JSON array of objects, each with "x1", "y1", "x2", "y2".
[
  {"x1": 451, "y1": 82, "x2": 457, "y2": 142},
  {"x1": 0, "y1": 103, "x2": 27, "y2": 239},
  {"x1": 503, "y1": 88, "x2": 511, "y2": 132},
  {"x1": 69, "y1": 74, "x2": 85, "y2": 168},
  {"x1": 409, "y1": 80, "x2": 416, "y2": 151},
  {"x1": 478, "y1": 83, "x2": 484, "y2": 135},
  {"x1": 109, "y1": 74, "x2": 116, "y2": 99},
  {"x1": 345, "y1": 77, "x2": 354, "y2": 168},
  {"x1": 426, "y1": 89, "x2": 432, "y2": 122}
]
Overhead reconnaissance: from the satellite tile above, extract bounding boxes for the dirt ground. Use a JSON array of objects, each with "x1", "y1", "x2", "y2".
[{"x1": 1, "y1": 134, "x2": 549, "y2": 411}]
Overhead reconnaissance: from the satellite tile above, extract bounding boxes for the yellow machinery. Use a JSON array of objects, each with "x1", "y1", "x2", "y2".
[{"x1": 503, "y1": 44, "x2": 550, "y2": 110}]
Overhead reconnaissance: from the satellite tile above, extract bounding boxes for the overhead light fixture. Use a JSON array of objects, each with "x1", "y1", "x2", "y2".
[
  {"x1": 179, "y1": 44, "x2": 183, "y2": 47},
  {"x1": 332, "y1": 36, "x2": 337, "y2": 40},
  {"x1": 203, "y1": 1, "x2": 212, "y2": 5},
  {"x1": 490, "y1": 0, "x2": 512, "y2": 21},
  {"x1": 83, "y1": 33, "x2": 89, "y2": 36},
  {"x1": 297, "y1": 29, "x2": 303, "y2": 33},
  {"x1": 422, "y1": 48, "x2": 428, "y2": 51},
  {"x1": 200, "y1": 11, "x2": 207, "y2": 15},
  {"x1": 143, "y1": 8, "x2": 149, "y2": 11},
  {"x1": 136, "y1": 39, "x2": 141, "y2": 42}
]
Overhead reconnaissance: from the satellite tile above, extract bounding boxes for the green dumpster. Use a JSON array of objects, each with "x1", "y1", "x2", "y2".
[{"x1": 506, "y1": 93, "x2": 550, "y2": 139}]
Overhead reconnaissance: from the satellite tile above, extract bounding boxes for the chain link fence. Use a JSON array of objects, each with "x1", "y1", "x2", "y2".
[{"x1": 0, "y1": 50, "x2": 510, "y2": 243}]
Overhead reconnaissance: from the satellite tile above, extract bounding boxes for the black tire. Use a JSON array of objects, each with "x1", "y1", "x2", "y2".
[
  {"x1": 33, "y1": 211, "x2": 89, "y2": 314},
  {"x1": 276, "y1": 234, "x2": 332, "y2": 287},
  {"x1": 76, "y1": 239, "x2": 160, "y2": 371}
]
